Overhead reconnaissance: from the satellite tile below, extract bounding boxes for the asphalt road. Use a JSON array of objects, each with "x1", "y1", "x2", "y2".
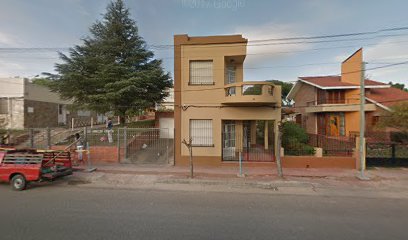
[{"x1": 0, "y1": 183, "x2": 407, "y2": 240}]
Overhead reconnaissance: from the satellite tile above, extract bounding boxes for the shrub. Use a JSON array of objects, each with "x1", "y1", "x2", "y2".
[
  {"x1": 281, "y1": 122, "x2": 315, "y2": 156},
  {"x1": 390, "y1": 131, "x2": 408, "y2": 143}
]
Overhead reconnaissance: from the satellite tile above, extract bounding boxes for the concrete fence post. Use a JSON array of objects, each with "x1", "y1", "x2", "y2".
[
  {"x1": 83, "y1": 127, "x2": 88, "y2": 144},
  {"x1": 314, "y1": 147, "x2": 323, "y2": 157},
  {"x1": 124, "y1": 127, "x2": 128, "y2": 160},
  {"x1": 71, "y1": 118, "x2": 74, "y2": 131},
  {"x1": 29, "y1": 128, "x2": 34, "y2": 148},
  {"x1": 46, "y1": 127, "x2": 51, "y2": 150},
  {"x1": 117, "y1": 128, "x2": 121, "y2": 163}
]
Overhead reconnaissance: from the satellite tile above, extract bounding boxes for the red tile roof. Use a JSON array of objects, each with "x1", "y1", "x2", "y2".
[
  {"x1": 299, "y1": 76, "x2": 386, "y2": 88},
  {"x1": 366, "y1": 87, "x2": 408, "y2": 108}
]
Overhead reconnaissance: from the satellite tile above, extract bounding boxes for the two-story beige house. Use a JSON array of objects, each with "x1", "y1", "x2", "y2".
[
  {"x1": 174, "y1": 34, "x2": 281, "y2": 166},
  {"x1": 287, "y1": 48, "x2": 408, "y2": 137}
]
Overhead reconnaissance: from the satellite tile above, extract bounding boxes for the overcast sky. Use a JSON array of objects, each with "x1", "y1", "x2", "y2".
[{"x1": 0, "y1": 0, "x2": 408, "y2": 84}]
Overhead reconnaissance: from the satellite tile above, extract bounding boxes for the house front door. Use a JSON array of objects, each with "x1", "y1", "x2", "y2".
[
  {"x1": 328, "y1": 114, "x2": 340, "y2": 136},
  {"x1": 222, "y1": 121, "x2": 236, "y2": 160}
]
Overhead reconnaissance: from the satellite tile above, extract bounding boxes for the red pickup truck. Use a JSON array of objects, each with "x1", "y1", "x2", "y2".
[{"x1": 0, "y1": 149, "x2": 73, "y2": 191}]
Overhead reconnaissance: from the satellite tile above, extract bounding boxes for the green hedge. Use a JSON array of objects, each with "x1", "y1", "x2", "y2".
[{"x1": 281, "y1": 122, "x2": 315, "y2": 156}]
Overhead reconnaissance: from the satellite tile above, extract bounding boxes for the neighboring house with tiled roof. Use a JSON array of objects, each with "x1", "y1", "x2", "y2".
[{"x1": 287, "y1": 48, "x2": 408, "y2": 137}]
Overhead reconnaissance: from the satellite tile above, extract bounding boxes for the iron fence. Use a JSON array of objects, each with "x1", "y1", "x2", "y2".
[
  {"x1": 281, "y1": 133, "x2": 354, "y2": 156},
  {"x1": 1, "y1": 127, "x2": 173, "y2": 165},
  {"x1": 308, "y1": 134, "x2": 354, "y2": 156},
  {"x1": 366, "y1": 142, "x2": 408, "y2": 167}
]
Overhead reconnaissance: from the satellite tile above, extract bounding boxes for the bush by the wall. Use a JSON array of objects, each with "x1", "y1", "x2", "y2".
[{"x1": 282, "y1": 122, "x2": 315, "y2": 156}]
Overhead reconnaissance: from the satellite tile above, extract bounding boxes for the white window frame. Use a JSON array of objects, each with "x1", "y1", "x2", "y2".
[
  {"x1": 189, "y1": 60, "x2": 214, "y2": 85},
  {"x1": 190, "y1": 119, "x2": 213, "y2": 147}
]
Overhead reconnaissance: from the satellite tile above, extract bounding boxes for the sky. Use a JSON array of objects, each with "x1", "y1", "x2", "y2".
[{"x1": 0, "y1": 0, "x2": 408, "y2": 85}]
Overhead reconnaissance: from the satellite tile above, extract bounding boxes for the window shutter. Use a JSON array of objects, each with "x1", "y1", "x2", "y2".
[
  {"x1": 189, "y1": 61, "x2": 213, "y2": 85},
  {"x1": 190, "y1": 120, "x2": 213, "y2": 146}
]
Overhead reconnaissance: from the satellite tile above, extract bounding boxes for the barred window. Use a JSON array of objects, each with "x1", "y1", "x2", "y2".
[
  {"x1": 190, "y1": 119, "x2": 213, "y2": 147},
  {"x1": 189, "y1": 60, "x2": 213, "y2": 85}
]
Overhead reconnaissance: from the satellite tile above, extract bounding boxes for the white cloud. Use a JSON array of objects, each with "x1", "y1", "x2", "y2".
[
  {"x1": 299, "y1": 65, "x2": 340, "y2": 78},
  {"x1": 0, "y1": 31, "x2": 22, "y2": 47},
  {"x1": 332, "y1": 36, "x2": 408, "y2": 84},
  {"x1": 234, "y1": 23, "x2": 311, "y2": 66},
  {"x1": 0, "y1": 59, "x2": 25, "y2": 77},
  {"x1": 365, "y1": 36, "x2": 408, "y2": 62}
]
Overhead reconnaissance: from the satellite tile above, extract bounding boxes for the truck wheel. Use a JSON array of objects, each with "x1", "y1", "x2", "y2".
[{"x1": 11, "y1": 174, "x2": 27, "y2": 191}]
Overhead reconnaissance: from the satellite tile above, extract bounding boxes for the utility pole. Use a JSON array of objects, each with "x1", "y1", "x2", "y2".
[{"x1": 359, "y1": 61, "x2": 368, "y2": 180}]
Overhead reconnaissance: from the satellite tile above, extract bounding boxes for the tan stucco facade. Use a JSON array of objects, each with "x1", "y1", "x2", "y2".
[
  {"x1": 341, "y1": 48, "x2": 363, "y2": 85},
  {"x1": 174, "y1": 34, "x2": 281, "y2": 166},
  {"x1": 293, "y1": 82, "x2": 317, "y2": 134}
]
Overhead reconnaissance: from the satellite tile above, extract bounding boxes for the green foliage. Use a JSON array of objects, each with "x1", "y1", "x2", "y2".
[
  {"x1": 390, "y1": 131, "x2": 408, "y2": 143},
  {"x1": 242, "y1": 85, "x2": 262, "y2": 95},
  {"x1": 51, "y1": 0, "x2": 172, "y2": 119},
  {"x1": 281, "y1": 122, "x2": 315, "y2": 156},
  {"x1": 378, "y1": 102, "x2": 408, "y2": 131},
  {"x1": 268, "y1": 80, "x2": 294, "y2": 105},
  {"x1": 31, "y1": 78, "x2": 53, "y2": 87},
  {"x1": 388, "y1": 81, "x2": 408, "y2": 91}
]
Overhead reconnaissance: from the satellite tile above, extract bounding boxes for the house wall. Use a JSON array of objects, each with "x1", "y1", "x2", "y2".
[
  {"x1": 366, "y1": 106, "x2": 389, "y2": 130},
  {"x1": 344, "y1": 111, "x2": 360, "y2": 136},
  {"x1": 341, "y1": 48, "x2": 363, "y2": 85},
  {"x1": 24, "y1": 100, "x2": 60, "y2": 128},
  {"x1": 293, "y1": 82, "x2": 317, "y2": 134},
  {"x1": 180, "y1": 107, "x2": 281, "y2": 164},
  {"x1": 174, "y1": 35, "x2": 281, "y2": 166},
  {"x1": 24, "y1": 82, "x2": 72, "y2": 105},
  {"x1": 0, "y1": 98, "x2": 25, "y2": 129},
  {"x1": 0, "y1": 78, "x2": 25, "y2": 98}
]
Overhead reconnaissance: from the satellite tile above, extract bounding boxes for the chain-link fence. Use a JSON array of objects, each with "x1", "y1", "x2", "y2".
[{"x1": 1, "y1": 127, "x2": 174, "y2": 165}]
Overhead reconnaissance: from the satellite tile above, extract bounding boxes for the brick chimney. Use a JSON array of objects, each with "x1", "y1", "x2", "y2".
[{"x1": 341, "y1": 48, "x2": 363, "y2": 84}]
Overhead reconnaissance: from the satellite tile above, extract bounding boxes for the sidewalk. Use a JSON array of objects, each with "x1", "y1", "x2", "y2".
[
  {"x1": 76, "y1": 163, "x2": 408, "y2": 179},
  {"x1": 68, "y1": 163, "x2": 408, "y2": 199}
]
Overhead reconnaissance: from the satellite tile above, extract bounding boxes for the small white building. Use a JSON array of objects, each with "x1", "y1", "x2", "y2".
[
  {"x1": 155, "y1": 88, "x2": 174, "y2": 111},
  {"x1": 0, "y1": 77, "x2": 98, "y2": 129}
]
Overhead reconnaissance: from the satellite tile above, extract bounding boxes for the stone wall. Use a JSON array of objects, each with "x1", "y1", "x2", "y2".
[{"x1": 24, "y1": 100, "x2": 59, "y2": 128}]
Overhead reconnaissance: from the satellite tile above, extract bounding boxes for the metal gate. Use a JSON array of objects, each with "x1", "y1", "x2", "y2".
[
  {"x1": 222, "y1": 120, "x2": 275, "y2": 162},
  {"x1": 118, "y1": 128, "x2": 172, "y2": 165},
  {"x1": 366, "y1": 142, "x2": 408, "y2": 167}
]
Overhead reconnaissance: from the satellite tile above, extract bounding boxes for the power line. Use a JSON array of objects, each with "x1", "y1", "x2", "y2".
[
  {"x1": 249, "y1": 26, "x2": 408, "y2": 42},
  {"x1": 2, "y1": 25, "x2": 408, "y2": 51},
  {"x1": 1, "y1": 59, "x2": 407, "y2": 88},
  {"x1": 3, "y1": 38, "x2": 408, "y2": 62}
]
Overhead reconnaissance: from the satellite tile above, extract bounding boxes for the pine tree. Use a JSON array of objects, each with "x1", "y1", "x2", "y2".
[{"x1": 52, "y1": 0, "x2": 172, "y2": 122}]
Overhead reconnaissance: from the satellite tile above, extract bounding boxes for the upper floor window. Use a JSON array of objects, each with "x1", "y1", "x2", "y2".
[
  {"x1": 317, "y1": 89, "x2": 345, "y2": 104},
  {"x1": 226, "y1": 65, "x2": 236, "y2": 84},
  {"x1": 189, "y1": 60, "x2": 213, "y2": 85}
]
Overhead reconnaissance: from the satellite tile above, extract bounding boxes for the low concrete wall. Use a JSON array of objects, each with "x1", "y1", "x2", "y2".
[{"x1": 282, "y1": 156, "x2": 356, "y2": 169}]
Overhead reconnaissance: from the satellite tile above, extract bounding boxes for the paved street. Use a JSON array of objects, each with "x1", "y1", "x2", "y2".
[{"x1": 0, "y1": 183, "x2": 407, "y2": 240}]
